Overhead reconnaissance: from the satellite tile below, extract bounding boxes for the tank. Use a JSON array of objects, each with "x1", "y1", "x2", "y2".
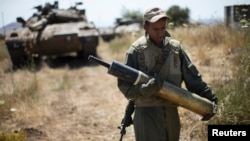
[
  {"x1": 4, "y1": 1, "x2": 99, "y2": 68},
  {"x1": 99, "y1": 17, "x2": 142, "y2": 42},
  {"x1": 114, "y1": 17, "x2": 141, "y2": 36},
  {"x1": 99, "y1": 27, "x2": 116, "y2": 42}
]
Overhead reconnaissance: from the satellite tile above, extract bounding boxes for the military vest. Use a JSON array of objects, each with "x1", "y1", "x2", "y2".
[{"x1": 132, "y1": 36, "x2": 183, "y2": 87}]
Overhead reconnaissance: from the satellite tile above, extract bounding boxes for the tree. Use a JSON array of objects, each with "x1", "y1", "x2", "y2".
[{"x1": 166, "y1": 5, "x2": 190, "y2": 26}]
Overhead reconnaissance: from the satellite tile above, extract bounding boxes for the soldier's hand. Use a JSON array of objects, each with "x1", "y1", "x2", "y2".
[
  {"x1": 139, "y1": 76, "x2": 163, "y2": 96},
  {"x1": 202, "y1": 98, "x2": 218, "y2": 121},
  {"x1": 118, "y1": 116, "x2": 133, "y2": 136},
  {"x1": 121, "y1": 116, "x2": 133, "y2": 127}
]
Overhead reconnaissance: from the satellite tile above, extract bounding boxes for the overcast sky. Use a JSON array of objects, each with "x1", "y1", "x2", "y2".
[{"x1": 0, "y1": 0, "x2": 249, "y2": 27}]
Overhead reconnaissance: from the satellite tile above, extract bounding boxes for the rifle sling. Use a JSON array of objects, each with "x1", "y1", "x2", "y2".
[{"x1": 149, "y1": 43, "x2": 171, "y2": 75}]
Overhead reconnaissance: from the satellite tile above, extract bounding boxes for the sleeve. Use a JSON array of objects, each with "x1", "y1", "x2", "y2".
[
  {"x1": 117, "y1": 46, "x2": 141, "y2": 100},
  {"x1": 180, "y1": 49, "x2": 217, "y2": 102}
]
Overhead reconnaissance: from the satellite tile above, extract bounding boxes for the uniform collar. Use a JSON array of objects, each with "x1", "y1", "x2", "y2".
[{"x1": 145, "y1": 33, "x2": 165, "y2": 48}]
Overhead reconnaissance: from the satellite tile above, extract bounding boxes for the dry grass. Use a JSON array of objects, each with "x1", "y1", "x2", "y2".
[{"x1": 0, "y1": 24, "x2": 249, "y2": 141}]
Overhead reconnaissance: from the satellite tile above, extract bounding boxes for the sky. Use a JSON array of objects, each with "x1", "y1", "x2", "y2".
[{"x1": 0, "y1": 0, "x2": 249, "y2": 28}]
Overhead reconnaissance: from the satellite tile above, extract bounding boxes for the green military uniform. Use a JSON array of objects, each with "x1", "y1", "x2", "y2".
[{"x1": 118, "y1": 34, "x2": 216, "y2": 141}]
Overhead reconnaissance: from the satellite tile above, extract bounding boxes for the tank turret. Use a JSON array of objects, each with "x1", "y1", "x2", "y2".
[{"x1": 5, "y1": 1, "x2": 99, "y2": 68}]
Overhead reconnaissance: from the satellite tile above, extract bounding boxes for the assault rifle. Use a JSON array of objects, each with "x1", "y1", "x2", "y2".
[{"x1": 117, "y1": 100, "x2": 134, "y2": 141}]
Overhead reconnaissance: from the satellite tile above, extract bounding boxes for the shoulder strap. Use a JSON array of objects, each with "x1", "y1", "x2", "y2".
[
  {"x1": 135, "y1": 37, "x2": 172, "y2": 76},
  {"x1": 149, "y1": 42, "x2": 171, "y2": 76},
  {"x1": 136, "y1": 46, "x2": 146, "y2": 71}
]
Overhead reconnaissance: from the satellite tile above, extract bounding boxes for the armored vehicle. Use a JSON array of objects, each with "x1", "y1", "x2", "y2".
[
  {"x1": 98, "y1": 27, "x2": 116, "y2": 42},
  {"x1": 5, "y1": 1, "x2": 99, "y2": 67},
  {"x1": 99, "y1": 17, "x2": 141, "y2": 42},
  {"x1": 114, "y1": 17, "x2": 141, "y2": 36}
]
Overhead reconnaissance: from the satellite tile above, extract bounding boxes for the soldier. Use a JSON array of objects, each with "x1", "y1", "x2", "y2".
[{"x1": 117, "y1": 7, "x2": 218, "y2": 141}]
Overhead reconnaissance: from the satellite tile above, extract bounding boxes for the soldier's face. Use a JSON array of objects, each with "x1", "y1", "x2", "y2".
[{"x1": 144, "y1": 18, "x2": 167, "y2": 46}]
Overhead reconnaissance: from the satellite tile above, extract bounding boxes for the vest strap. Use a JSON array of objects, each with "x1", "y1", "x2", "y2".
[{"x1": 149, "y1": 44, "x2": 171, "y2": 75}]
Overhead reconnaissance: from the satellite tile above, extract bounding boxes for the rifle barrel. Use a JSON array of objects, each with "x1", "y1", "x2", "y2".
[
  {"x1": 88, "y1": 55, "x2": 110, "y2": 69},
  {"x1": 119, "y1": 130, "x2": 125, "y2": 141}
]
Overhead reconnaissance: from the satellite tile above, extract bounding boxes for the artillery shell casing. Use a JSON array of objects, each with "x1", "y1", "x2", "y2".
[{"x1": 156, "y1": 81, "x2": 214, "y2": 116}]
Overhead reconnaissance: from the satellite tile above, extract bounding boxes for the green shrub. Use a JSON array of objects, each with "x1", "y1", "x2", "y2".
[
  {"x1": 210, "y1": 29, "x2": 250, "y2": 124},
  {"x1": 0, "y1": 130, "x2": 26, "y2": 141}
]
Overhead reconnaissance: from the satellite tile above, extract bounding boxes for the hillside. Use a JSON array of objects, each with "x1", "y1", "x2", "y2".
[{"x1": 0, "y1": 22, "x2": 22, "y2": 35}]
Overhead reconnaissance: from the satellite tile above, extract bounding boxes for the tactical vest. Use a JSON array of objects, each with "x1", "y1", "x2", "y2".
[{"x1": 133, "y1": 36, "x2": 183, "y2": 87}]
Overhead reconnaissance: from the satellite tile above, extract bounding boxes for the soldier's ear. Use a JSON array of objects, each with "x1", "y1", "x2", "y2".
[{"x1": 143, "y1": 24, "x2": 148, "y2": 31}]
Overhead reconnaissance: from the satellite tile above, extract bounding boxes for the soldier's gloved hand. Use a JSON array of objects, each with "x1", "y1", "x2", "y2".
[
  {"x1": 138, "y1": 76, "x2": 163, "y2": 96},
  {"x1": 202, "y1": 96, "x2": 218, "y2": 121},
  {"x1": 121, "y1": 116, "x2": 133, "y2": 127},
  {"x1": 202, "y1": 89, "x2": 218, "y2": 105}
]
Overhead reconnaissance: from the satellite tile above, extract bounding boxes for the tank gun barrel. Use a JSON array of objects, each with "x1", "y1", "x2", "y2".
[
  {"x1": 34, "y1": 5, "x2": 42, "y2": 11},
  {"x1": 76, "y1": 2, "x2": 83, "y2": 6}
]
